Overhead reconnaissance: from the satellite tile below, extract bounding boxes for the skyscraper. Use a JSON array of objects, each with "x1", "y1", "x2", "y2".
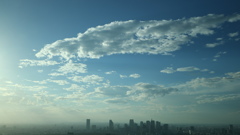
[
  {"x1": 109, "y1": 119, "x2": 114, "y2": 131},
  {"x1": 86, "y1": 119, "x2": 90, "y2": 130}
]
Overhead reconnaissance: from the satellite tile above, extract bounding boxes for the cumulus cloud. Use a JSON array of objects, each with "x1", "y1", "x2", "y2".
[
  {"x1": 105, "y1": 71, "x2": 116, "y2": 75},
  {"x1": 120, "y1": 75, "x2": 128, "y2": 79},
  {"x1": 56, "y1": 60, "x2": 87, "y2": 75},
  {"x1": 120, "y1": 73, "x2": 141, "y2": 79},
  {"x1": 68, "y1": 75, "x2": 104, "y2": 84},
  {"x1": 228, "y1": 32, "x2": 239, "y2": 37},
  {"x1": 35, "y1": 14, "x2": 240, "y2": 60},
  {"x1": 95, "y1": 82, "x2": 177, "y2": 101},
  {"x1": 31, "y1": 79, "x2": 69, "y2": 85},
  {"x1": 160, "y1": 67, "x2": 175, "y2": 74},
  {"x1": 19, "y1": 59, "x2": 59, "y2": 68},
  {"x1": 176, "y1": 71, "x2": 240, "y2": 95},
  {"x1": 127, "y1": 83, "x2": 178, "y2": 101},
  {"x1": 129, "y1": 73, "x2": 141, "y2": 78},
  {"x1": 63, "y1": 84, "x2": 85, "y2": 91},
  {"x1": 160, "y1": 66, "x2": 212, "y2": 74},
  {"x1": 205, "y1": 41, "x2": 223, "y2": 48}
]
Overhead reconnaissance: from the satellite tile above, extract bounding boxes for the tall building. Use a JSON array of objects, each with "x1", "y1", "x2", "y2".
[
  {"x1": 129, "y1": 119, "x2": 134, "y2": 132},
  {"x1": 156, "y1": 121, "x2": 161, "y2": 132},
  {"x1": 150, "y1": 119, "x2": 155, "y2": 133},
  {"x1": 86, "y1": 119, "x2": 90, "y2": 130},
  {"x1": 109, "y1": 119, "x2": 114, "y2": 131}
]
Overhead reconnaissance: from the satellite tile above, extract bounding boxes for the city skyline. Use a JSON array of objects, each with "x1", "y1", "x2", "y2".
[{"x1": 0, "y1": 0, "x2": 240, "y2": 124}]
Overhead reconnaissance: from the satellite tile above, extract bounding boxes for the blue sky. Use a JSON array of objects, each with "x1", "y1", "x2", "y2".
[{"x1": 1, "y1": 0, "x2": 240, "y2": 124}]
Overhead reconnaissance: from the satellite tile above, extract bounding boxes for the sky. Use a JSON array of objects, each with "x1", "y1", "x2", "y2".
[{"x1": 0, "y1": 0, "x2": 240, "y2": 125}]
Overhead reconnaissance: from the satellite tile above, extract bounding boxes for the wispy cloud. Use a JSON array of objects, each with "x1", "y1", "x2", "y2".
[
  {"x1": 68, "y1": 75, "x2": 104, "y2": 85},
  {"x1": 63, "y1": 84, "x2": 85, "y2": 91},
  {"x1": 47, "y1": 60, "x2": 87, "y2": 76},
  {"x1": 120, "y1": 73, "x2": 141, "y2": 79},
  {"x1": 213, "y1": 51, "x2": 227, "y2": 61},
  {"x1": 95, "y1": 82, "x2": 177, "y2": 102},
  {"x1": 205, "y1": 41, "x2": 223, "y2": 48},
  {"x1": 196, "y1": 94, "x2": 240, "y2": 104},
  {"x1": 228, "y1": 32, "x2": 239, "y2": 37},
  {"x1": 176, "y1": 71, "x2": 240, "y2": 95},
  {"x1": 31, "y1": 79, "x2": 69, "y2": 85},
  {"x1": 105, "y1": 71, "x2": 116, "y2": 75},
  {"x1": 19, "y1": 59, "x2": 59, "y2": 68},
  {"x1": 35, "y1": 14, "x2": 240, "y2": 60},
  {"x1": 129, "y1": 74, "x2": 141, "y2": 78},
  {"x1": 160, "y1": 66, "x2": 213, "y2": 74}
]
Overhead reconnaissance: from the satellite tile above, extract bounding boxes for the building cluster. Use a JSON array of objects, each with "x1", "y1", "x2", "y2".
[
  {"x1": 83, "y1": 119, "x2": 239, "y2": 135},
  {"x1": 84, "y1": 118, "x2": 169, "y2": 135}
]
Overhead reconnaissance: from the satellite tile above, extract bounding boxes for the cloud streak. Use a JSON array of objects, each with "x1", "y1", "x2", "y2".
[{"x1": 160, "y1": 66, "x2": 212, "y2": 74}]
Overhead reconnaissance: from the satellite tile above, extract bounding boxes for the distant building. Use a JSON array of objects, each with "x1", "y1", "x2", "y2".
[
  {"x1": 150, "y1": 119, "x2": 155, "y2": 133},
  {"x1": 86, "y1": 119, "x2": 90, "y2": 130},
  {"x1": 129, "y1": 119, "x2": 134, "y2": 131},
  {"x1": 109, "y1": 119, "x2": 114, "y2": 131}
]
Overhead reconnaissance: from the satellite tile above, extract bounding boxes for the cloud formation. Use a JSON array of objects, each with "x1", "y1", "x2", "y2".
[
  {"x1": 228, "y1": 32, "x2": 239, "y2": 37},
  {"x1": 19, "y1": 59, "x2": 59, "y2": 68},
  {"x1": 160, "y1": 66, "x2": 212, "y2": 74},
  {"x1": 176, "y1": 71, "x2": 240, "y2": 95},
  {"x1": 196, "y1": 94, "x2": 240, "y2": 104},
  {"x1": 68, "y1": 75, "x2": 104, "y2": 85},
  {"x1": 95, "y1": 82, "x2": 177, "y2": 102},
  {"x1": 35, "y1": 14, "x2": 240, "y2": 60},
  {"x1": 213, "y1": 51, "x2": 227, "y2": 61},
  {"x1": 53, "y1": 60, "x2": 87, "y2": 75}
]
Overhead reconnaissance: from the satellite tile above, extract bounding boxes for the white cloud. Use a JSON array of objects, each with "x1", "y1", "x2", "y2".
[
  {"x1": 63, "y1": 84, "x2": 85, "y2": 91},
  {"x1": 120, "y1": 74, "x2": 128, "y2": 79},
  {"x1": 176, "y1": 66, "x2": 200, "y2": 72},
  {"x1": 205, "y1": 42, "x2": 223, "y2": 48},
  {"x1": 57, "y1": 60, "x2": 87, "y2": 74},
  {"x1": 48, "y1": 72, "x2": 65, "y2": 76},
  {"x1": 196, "y1": 94, "x2": 240, "y2": 104},
  {"x1": 35, "y1": 14, "x2": 240, "y2": 60},
  {"x1": 161, "y1": 66, "x2": 213, "y2": 74},
  {"x1": 176, "y1": 71, "x2": 240, "y2": 95},
  {"x1": 129, "y1": 73, "x2": 141, "y2": 78},
  {"x1": 160, "y1": 67, "x2": 175, "y2": 74},
  {"x1": 95, "y1": 82, "x2": 177, "y2": 101},
  {"x1": 228, "y1": 32, "x2": 239, "y2": 37},
  {"x1": 31, "y1": 79, "x2": 69, "y2": 85},
  {"x1": 104, "y1": 98, "x2": 128, "y2": 104},
  {"x1": 120, "y1": 74, "x2": 141, "y2": 79},
  {"x1": 216, "y1": 37, "x2": 223, "y2": 41},
  {"x1": 19, "y1": 59, "x2": 59, "y2": 68},
  {"x1": 105, "y1": 71, "x2": 116, "y2": 75},
  {"x1": 47, "y1": 79, "x2": 69, "y2": 85},
  {"x1": 37, "y1": 70, "x2": 43, "y2": 73},
  {"x1": 68, "y1": 75, "x2": 104, "y2": 84},
  {"x1": 213, "y1": 51, "x2": 227, "y2": 61}
]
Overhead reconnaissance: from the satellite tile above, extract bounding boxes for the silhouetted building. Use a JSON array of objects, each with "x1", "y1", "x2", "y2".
[
  {"x1": 150, "y1": 119, "x2": 155, "y2": 133},
  {"x1": 156, "y1": 121, "x2": 161, "y2": 133},
  {"x1": 109, "y1": 119, "x2": 114, "y2": 131},
  {"x1": 86, "y1": 119, "x2": 90, "y2": 130}
]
